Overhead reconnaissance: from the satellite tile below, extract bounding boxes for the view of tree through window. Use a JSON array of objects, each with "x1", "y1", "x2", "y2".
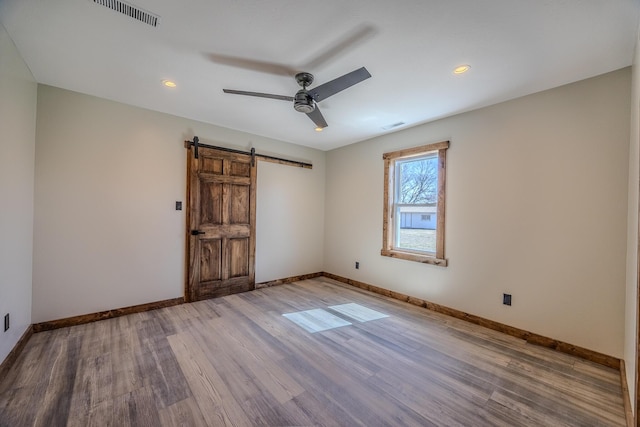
[{"x1": 399, "y1": 156, "x2": 438, "y2": 204}]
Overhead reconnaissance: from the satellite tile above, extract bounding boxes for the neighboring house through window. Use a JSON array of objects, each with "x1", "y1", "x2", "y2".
[{"x1": 381, "y1": 141, "x2": 449, "y2": 266}]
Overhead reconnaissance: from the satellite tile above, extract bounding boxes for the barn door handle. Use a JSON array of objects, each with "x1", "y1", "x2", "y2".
[{"x1": 191, "y1": 230, "x2": 205, "y2": 236}]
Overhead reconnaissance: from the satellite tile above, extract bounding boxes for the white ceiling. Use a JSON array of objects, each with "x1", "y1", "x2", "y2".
[{"x1": 1, "y1": 0, "x2": 638, "y2": 151}]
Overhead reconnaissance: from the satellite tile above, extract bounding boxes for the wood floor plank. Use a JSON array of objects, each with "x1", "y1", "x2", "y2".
[
  {"x1": 66, "y1": 352, "x2": 113, "y2": 424},
  {"x1": 109, "y1": 328, "x2": 144, "y2": 398},
  {"x1": 212, "y1": 320, "x2": 306, "y2": 404},
  {"x1": 67, "y1": 397, "x2": 113, "y2": 427},
  {"x1": 485, "y1": 390, "x2": 575, "y2": 427},
  {"x1": 134, "y1": 316, "x2": 192, "y2": 409},
  {"x1": 112, "y1": 386, "x2": 162, "y2": 427},
  {"x1": 367, "y1": 368, "x2": 481, "y2": 427},
  {"x1": 187, "y1": 321, "x2": 266, "y2": 410},
  {"x1": 158, "y1": 397, "x2": 208, "y2": 427},
  {"x1": 31, "y1": 334, "x2": 81, "y2": 427},
  {"x1": 1, "y1": 332, "x2": 58, "y2": 392},
  {"x1": 167, "y1": 330, "x2": 254, "y2": 426},
  {"x1": 0, "y1": 278, "x2": 627, "y2": 426}
]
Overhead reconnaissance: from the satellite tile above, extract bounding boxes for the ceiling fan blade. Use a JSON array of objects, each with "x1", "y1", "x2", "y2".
[
  {"x1": 302, "y1": 25, "x2": 377, "y2": 71},
  {"x1": 307, "y1": 67, "x2": 371, "y2": 102},
  {"x1": 208, "y1": 53, "x2": 298, "y2": 76},
  {"x1": 223, "y1": 89, "x2": 294, "y2": 102},
  {"x1": 307, "y1": 106, "x2": 328, "y2": 129}
]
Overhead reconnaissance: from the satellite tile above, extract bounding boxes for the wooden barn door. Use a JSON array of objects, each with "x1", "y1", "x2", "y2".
[{"x1": 186, "y1": 146, "x2": 256, "y2": 301}]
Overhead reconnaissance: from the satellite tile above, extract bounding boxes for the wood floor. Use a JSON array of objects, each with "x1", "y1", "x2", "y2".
[{"x1": 0, "y1": 277, "x2": 626, "y2": 426}]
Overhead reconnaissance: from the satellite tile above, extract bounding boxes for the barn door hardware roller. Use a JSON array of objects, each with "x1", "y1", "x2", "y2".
[
  {"x1": 192, "y1": 136, "x2": 200, "y2": 159},
  {"x1": 184, "y1": 136, "x2": 312, "y2": 169}
]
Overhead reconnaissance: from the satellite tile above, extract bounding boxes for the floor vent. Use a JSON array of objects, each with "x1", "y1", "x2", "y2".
[{"x1": 92, "y1": 0, "x2": 160, "y2": 27}]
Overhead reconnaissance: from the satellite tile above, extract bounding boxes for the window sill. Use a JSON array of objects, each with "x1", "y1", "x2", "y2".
[{"x1": 380, "y1": 249, "x2": 448, "y2": 267}]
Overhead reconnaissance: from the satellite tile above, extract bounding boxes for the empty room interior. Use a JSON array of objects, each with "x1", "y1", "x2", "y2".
[{"x1": 2, "y1": 0, "x2": 640, "y2": 426}]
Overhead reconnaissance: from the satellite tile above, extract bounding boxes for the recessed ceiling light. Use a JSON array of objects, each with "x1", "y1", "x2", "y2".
[
  {"x1": 453, "y1": 65, "x2": 471, "y2": 75},
  {"x1": 315, "y1": 127, "x2": 324, "y2": 132},
  {"x1": 162, "y1": 79, "x2": 177, "y2": 88}
]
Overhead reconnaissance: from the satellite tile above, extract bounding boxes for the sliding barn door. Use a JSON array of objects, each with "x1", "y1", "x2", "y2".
[{"x1": 186, "y1": 146, "x2": 256, "y2": 301}]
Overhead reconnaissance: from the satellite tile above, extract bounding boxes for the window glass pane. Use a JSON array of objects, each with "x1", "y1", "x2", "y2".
[
  {"x1": 398, "y1": 156, "x2": 438, "y2": 204},
  {"x1": 395, "y1": 155, "x2": 438, "y2": 253}
]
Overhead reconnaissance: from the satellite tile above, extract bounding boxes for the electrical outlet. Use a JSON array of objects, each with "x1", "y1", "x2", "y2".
[
  {"x1": 4, "y1": 313, "x2": 9, "y2": 332},
  {"x1": 503, "y1": 294, "x2": 512, "y2": 306},
  {"x1": 175, "y1": 201, "x2": 182, "y2": 211},
  {"x1": 355, "y1": 261, "x2": 360, "y2": 269}
]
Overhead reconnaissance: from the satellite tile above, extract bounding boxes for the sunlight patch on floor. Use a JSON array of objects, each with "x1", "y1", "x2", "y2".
[
  {"x1": 283, "y1": 303, "x2": 389, "y2": 333},
  {"x1": 283, "y1": 308, "x2": 352, "y2": 333},
  {"x1": 328, "y1": 303, "x2": 389, "y2": 322}
]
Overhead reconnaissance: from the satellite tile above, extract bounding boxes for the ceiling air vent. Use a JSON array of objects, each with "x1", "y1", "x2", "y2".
[{"x1": 92, "y1": 0, "x2": 160, "y2": 27}]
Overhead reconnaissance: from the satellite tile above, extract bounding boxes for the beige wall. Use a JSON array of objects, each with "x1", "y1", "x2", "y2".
[
  {"x1": 32, "y1": 85, "x2": 325, "y2": 323},
  {"x1": 325, "y1": 68, "x2": 631, "y2": 357},
  {"x1": 0, "y1": 23, "x2": 36, "y2": 363},
  {"x1": 625, "y1": 31, "x2": 640, "y2": 413},
  {"x1": 257, "y1": 161, "x2": 325, "y2": 281}
]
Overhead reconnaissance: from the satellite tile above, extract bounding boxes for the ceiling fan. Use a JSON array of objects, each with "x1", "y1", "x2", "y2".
[{"x1": 222, "y1": 67, "x2": 371, "y2": 130}]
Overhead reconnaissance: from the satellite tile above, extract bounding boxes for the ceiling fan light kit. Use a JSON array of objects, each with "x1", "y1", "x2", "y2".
[{"x1": 223, "y1": 67, "x2": 371, "y2": 131}]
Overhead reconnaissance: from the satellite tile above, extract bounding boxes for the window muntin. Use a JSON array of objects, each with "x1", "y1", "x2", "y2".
[{"x1": 382, "y1": 141, "x2": 448, "y2": 266}]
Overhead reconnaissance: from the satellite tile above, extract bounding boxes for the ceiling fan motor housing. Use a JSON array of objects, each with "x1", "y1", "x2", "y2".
[{"x1": 294, "y1": 90, "x2": 316, "y2": 113}]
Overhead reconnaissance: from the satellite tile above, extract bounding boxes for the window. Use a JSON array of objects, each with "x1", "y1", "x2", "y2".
[{"x1": 381, "y1": 141, "x2": 449, "y2": 266}]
